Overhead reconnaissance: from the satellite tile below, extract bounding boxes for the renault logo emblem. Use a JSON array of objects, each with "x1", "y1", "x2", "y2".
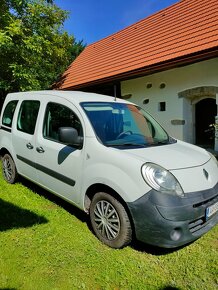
[{"x1": 203, "y1": 169, "x2": 209, "y2": 180}]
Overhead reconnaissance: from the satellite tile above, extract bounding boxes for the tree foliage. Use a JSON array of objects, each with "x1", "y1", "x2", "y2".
[{"x1": 0, "y1": 0, "x2": 85, "y2": 100}]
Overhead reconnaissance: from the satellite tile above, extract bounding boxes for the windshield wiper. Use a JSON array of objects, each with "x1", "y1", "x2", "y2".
[
  {"x1": 155, "y1": 140, "x2": 169, "y2": 145},
  {"x1": 152, "y1": 137, "x2": 177, "y2": 145},
  {"x1": 107, "y1": 142, "x2": 146, "y2": 147}
]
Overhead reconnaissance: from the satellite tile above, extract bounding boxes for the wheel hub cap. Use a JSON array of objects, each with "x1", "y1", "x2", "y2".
[{"x1": 94, "y1": 200, "x2": 120, "y2": 240}]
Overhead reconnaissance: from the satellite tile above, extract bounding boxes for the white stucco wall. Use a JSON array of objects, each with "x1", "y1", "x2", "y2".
[{"x1": 121, "y1": 58, "x2": 218, "y2": 143}]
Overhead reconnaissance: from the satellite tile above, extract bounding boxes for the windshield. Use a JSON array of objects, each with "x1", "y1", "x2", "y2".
[{"x1": 81, "y1": 102, "x2": 174, "y2": 148}]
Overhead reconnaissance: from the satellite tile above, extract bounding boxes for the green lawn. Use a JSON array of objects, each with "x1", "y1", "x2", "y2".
[{"x1": 0, "y1": 173, "x2": 217, "y2": 290}]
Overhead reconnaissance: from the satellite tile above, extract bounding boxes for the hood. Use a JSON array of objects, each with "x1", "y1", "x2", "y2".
[{"x1": 122, "y1": 140, "x2": 210, "y2": 170}]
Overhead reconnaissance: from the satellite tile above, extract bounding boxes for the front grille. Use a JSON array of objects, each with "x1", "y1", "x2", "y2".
[
  {"x1": 193, "y1": 194, "x2": 218, "y2": 208},
  {"x1": 189, "y1": 194, "x2": 218, "y2": 234},
  {"x1": 189, "y1": 218, "x2": 205, "y2": 233}
]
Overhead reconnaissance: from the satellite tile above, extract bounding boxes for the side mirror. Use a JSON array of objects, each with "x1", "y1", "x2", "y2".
[{"x1": 58, "y1": 127, "x2": 83, "y2": 148}]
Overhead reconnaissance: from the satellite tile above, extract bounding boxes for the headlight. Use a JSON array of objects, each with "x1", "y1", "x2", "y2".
[
  {"x1": 209, "y1": 152, "x2": 218, "y2": 167},
  {"x1": 141, "y1": 163, "x2": 184, "y2": 197}
]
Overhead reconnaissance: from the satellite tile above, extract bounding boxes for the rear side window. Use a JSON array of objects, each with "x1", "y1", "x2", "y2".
[
  {"x1": 17, "y1": 100, "x2": 40, "y2": 135},
  {"x1": 2, "y1": 100, "x2": 18, "y2": 127}
]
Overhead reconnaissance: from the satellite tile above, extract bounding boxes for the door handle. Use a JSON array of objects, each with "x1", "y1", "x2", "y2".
[
  {"x1": 36, "y1": 146, "x2": 45, "y2": 153},
  {"x1": 26, "y1": 143, "x2": 34, "y2": 149}
]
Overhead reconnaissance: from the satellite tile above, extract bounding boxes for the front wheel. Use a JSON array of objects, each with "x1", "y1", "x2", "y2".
[
  {"x1": 2, "y1": 154, "x2": 18, "y2": 184},
  {"x1": 90, "y1": 192, "x2": 132, "y2": 248}
]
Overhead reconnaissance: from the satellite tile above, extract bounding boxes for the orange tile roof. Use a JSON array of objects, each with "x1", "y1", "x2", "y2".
[{"x1": 55, "y1": 0, "x2": 218, "y2": 90}]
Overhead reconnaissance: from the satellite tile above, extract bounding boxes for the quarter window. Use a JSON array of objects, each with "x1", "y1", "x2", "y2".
[
  {"x1": 43, "y1": 102, "x2": 83, "y2": 143},
  {"x1": 17, "y1": 100, "x2": 40, "y2": 134},
  {"x1": 2, "y1": 100, "x2": 18, "y2": 127}
]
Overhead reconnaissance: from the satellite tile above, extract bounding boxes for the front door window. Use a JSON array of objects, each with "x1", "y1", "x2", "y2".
[{"x1": 43, "y1": 102, "x2": 83, "y2": 143}]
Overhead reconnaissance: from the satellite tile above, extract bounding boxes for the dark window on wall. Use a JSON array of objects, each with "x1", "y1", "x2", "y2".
[
  {"x1": 143, "y1": 99, "x2": 149, "y2": 105},
  {"x1": 159, "y1": 102, "x2": 166, "y2": 111}
]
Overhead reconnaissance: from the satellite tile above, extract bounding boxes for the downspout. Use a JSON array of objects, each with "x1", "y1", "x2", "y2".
[
  {"x1": 114, "y1": 84, "x2": 117, "y2": 101},
  {"x1": 215, "y1": 94, "x2": 218, "y2": 151}
]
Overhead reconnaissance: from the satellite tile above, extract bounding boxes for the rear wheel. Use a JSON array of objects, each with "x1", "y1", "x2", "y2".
[
  {"x1": 90, "y1": 192, "x2": 132, "y2": 248},
  {"x1": 2, "y1": 154, "x2": 18, "y2": 184}
]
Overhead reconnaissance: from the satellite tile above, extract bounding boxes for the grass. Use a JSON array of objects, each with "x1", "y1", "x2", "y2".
[{"x1": 0, "y1": 173, "x2": 217, "y2": 290}]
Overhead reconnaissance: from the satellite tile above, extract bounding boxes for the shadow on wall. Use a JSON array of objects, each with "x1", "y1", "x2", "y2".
[{"x1": 0, "y1": 198, "x2": 48, "y2": 232}]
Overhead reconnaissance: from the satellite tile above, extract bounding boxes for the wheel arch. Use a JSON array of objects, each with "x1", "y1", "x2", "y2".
[
  {"x1": 84, "y1": 183, "x2": 135, "y2": 235},
  {"x1": 0, "y1": 147, "x2": 12, "y2": 158}
]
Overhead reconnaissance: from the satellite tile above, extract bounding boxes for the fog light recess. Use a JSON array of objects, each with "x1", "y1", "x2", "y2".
[{"x1": 170, "y1": 228, "x2": 182, "y2": 241}]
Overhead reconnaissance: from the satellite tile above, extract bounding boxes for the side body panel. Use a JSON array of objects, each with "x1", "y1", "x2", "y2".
[{"x1": 34, "y1": 96, "x2": 86, "y2": 205}]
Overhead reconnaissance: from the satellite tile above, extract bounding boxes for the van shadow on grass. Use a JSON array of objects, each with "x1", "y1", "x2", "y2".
[
  {"x1": 18, "y1": 176, "x2": 87, "y2": 224},
  {"x1": 0, "y1": 288, "x2": 17, "y2": 290},
  {"x1": 0, "y1": 198, "x2": 48, "y2": 232},
  {"x1": 15, "y1": 178, "x2": 189, "y2": 255},
  {"x1": 131, "y1": 238, "x2": 191, "y2": 256},
  {"x1": 160, "y1": 287, "x2": 182, "y2": 290},
  {"x1": 131, "y1": 237, "x2": 187, "y2": 256}
]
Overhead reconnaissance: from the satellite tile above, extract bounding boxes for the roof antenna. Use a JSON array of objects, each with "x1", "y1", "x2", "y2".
[{"x1": 114, "y1": 84, "x2": 117, "y2": 101}]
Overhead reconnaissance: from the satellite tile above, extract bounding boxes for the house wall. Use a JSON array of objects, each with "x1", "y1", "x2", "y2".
[{"x1": 121, "y1": 58, "x2": 218, "y2": 143}]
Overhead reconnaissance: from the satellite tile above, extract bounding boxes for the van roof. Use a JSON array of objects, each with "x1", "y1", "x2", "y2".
[{"x1": 7, "y1": 90, "x2": 130, "y2": 105}]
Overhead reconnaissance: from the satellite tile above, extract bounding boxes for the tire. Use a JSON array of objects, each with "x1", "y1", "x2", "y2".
[
  {"x1": 2, "y1": 154, "x2": 18, "y2": 184},
  {"x1": 90, "y1": 192, "x2": 132, "y2": 248}
]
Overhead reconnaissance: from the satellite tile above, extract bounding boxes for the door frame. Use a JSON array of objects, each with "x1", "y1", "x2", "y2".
[{"x1": 179, "y1": 86, "x2": 218, "y2": 149}]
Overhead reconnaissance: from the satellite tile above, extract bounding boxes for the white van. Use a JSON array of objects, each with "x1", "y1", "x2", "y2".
[{"x1": 0, "y1": 91, "x2": 218, "y2": 248}]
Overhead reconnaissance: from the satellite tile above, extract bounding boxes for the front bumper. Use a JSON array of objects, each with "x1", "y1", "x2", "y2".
[{"x1": 127, "y1": 182, "x2": 218, "y2": 248}]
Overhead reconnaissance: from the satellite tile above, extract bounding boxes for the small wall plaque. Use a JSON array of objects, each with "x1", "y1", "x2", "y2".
[{"x1": 171, "y1": 119, "x2": 185, "y2": 125}]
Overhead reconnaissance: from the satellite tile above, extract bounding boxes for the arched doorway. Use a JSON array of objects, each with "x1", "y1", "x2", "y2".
[{"x1": 195, "y1": 98, "x2": 216, "y2": 148}]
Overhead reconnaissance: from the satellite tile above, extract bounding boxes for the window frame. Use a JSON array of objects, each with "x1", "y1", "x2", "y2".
[
  {"x1": 17, "y1": 100, "x2": 40, "y2": 135},
  {"x1": 43, "y1": 102, "x2": 83, "y2": 145},
  {"x1": 2, "y1": 100, "x2": 18, "y2": 128}
]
